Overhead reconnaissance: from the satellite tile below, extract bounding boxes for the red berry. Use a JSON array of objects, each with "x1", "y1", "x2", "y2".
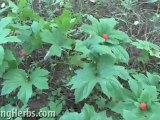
[
  {"x1": 102, "y1": 34, "x2": 108, "y2": 41},
  {"x1": 20, "y1": 51, "x2": 27, "y2": 57},
  {"x1": 140, "y1": 102, "x2": 147, "y2": 110}
]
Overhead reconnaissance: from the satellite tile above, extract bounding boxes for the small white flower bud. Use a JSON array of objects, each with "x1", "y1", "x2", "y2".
[
  {"x1": 134, "y1": 21, "x2": 139, "y2": 25},
  {"x1": 1, "y1": 2, "x2": 5, "y2": 8}
]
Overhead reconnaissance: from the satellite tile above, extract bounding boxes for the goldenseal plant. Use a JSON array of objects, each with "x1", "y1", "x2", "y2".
[
  {"x1": 68, "y1": 15, "x2": 131, "y2": 103},
  {"x1": 63, "y1": 15, "x2": 160, "y2": 120}
]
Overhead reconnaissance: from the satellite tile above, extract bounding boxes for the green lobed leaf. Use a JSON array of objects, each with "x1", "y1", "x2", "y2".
[
  {"x1": 48, "y1": 101, "x2": 63, "y2": 115},
  {"x1": 108, "y1": 101, "x2": 136, "y2": 115},
  {"x1": 123, "y1": 110, "x2": 142, "y2": 120},
  {"x1": 97, "y1": 55, "x2": 131, "y2": 80},
  {"x1": 19, "y1": 7, "x2": 36, "y2": 21},
  {"x1": 99, "y1": 77, "x2": 123, "y2": 99},
  {"x1": 60, "y1": 112, "x2": 83, "y2": 120},
  {"x1": 0, "y1": 29, "x2": 11, "y2": 38},
  {"x1": 75, "y1": 36, "x2": 116, "y2": 58},
  {"x1": 0, "y1": 29, "x2": 21, "y2": 44},
  {"x1": 30, "y1": 68, "x2": 49, "y2": 90},
  {"x1": 110, "y1": 45, "x2": 129, "y2": 63},
  {"x1": 108, "y1": 30, "x2": 131, "y2": 44},
  {"x1": 138, "y1": 86, "x2": 157, "y2": 104},
  {"x1": 1, "y1": 68, "x2": 49, "y2": 103},
  {"x1": 54, "y1": 10, "x2": 81, "y2": 32},
  {"x1": 60, "y1": 104, "x2": 111, "y2": 120},
  {"x1": 0, "y1": 45, "x2": 4, "y2": 65},
  {"x1": 1, "y1": 69, "x2": 27, "y2": 95},
  {"x1": 31, "y1": 21, "x2": 41, "y2": 33},
  {"x1": 40, "y1": 28, "x2": 73, "y2": 57},
  {"x1": 4, "y1": 49, "x2": 16, "y2": 61},
  {"x1": 69, "y1": 64, "x2": 98, "y2": 102},
  {"x1": 99, "y1": 17, "x2": 117, "y2": 33},
  {"x1": 17, "y1": 82, "x2": 33, "y2": 103},
  {"x1": 49, "y1": 45, "x2": 62, "y2": 57},
  {"x1": 0, "y1": 17, "x2": 12, "y2": 28},
  {"x1": 75, "y1": 40, "x2": 90, "y2": 56},
  {"x1": 81, "y1": 15, "x2": 131, "y2": 44},
  {"x1": 132, "y1": 39, "x2": 160, "y2": 58},
  {"x1": 1, "y1": 36, "x2": 21, "y2": 44},
  {"x1": 18, "y1": 0, "x2": 27, "y2": 10},
  {"x1": 69, "y1": 55, "x2": 130, "y2": 102},
  {"x1": 132, "y1": 72, "x2": 160, "y2": 89},
  {"x1": 128, "y1": 78, "x2": 142, "y2": 97},
  {"x1": 40, "y1": 29, "x2": 54, "y2": 44},
  {"x1": 0, "y1": 61, "x2": 8, "y2": 77}
]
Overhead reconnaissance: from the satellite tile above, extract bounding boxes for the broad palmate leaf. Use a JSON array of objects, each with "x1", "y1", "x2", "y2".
[
  {"x1": 1, "y1": 68, "x2": 49, "y2": 103},
  {"x1": 68, "y1": 55, "x2": 130, "y2": 102},
  {"x1": 60, "y1": 104, "x2": 112, "y2": 120}
]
